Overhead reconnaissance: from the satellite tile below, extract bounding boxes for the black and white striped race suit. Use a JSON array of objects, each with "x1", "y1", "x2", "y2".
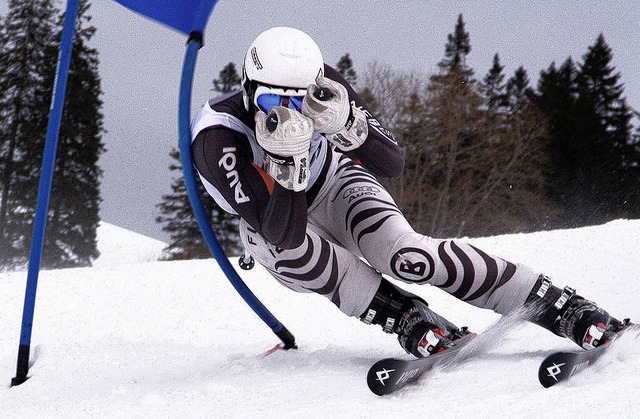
[{"x1": 191, "y1": 65, "x2": 539, "y2": 321}]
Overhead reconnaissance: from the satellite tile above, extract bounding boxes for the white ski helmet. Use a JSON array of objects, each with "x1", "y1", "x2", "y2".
[{"x1": 242, "y1": 27, "x2": 324, "y2": 111}]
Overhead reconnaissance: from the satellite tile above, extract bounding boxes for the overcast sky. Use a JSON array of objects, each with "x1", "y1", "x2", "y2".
[{"x1": 19, "y1": 1, "x2": 640, "y2": 241}]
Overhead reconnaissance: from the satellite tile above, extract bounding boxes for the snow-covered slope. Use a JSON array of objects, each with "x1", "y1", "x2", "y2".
[
  {"x1": 94, "y1": 221, "x2": 166, "y2": 266},
  {"x1": 1, "y1": 220, "x2": 639, "y2": 418}
]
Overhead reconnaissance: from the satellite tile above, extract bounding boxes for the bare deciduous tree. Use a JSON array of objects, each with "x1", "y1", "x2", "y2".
[{"x1": 361, "y1": 64, "x2": 553, "y2": 238}]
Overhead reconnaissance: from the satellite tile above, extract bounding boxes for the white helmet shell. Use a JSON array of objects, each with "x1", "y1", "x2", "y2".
[{"x1": 242, "y1": 27, "x2": 324, "y2": 109}]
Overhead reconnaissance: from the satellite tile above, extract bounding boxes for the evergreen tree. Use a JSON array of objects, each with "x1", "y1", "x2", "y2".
[
  {"x1": 536, "y1": 35, "x2": 636, "y2": 227},
  {"x1": 0, "y1": 0, "x2": 59, "y2": 268},
  {"x1": 46, "y1": 0, "x2": 104, "y2": 267},
  {"x1": 156, "y1": 148, "x2": 206, "y2": 260},
  {"x1": 0, "y1": 0, "x2": 104, "y2": 269},
  {"x1": 336, "y1": 53, "x2": 357, "y2": 86},
  {"x1": 212, "y1": 62, "x2": 241, "y2": 93},
  {"x1": 437, "y1": 14, "x2": 473, "y2": 81},
  {"x1": 536, "y1": 59, "x2": 579, "y2": 225},
  {"x1": 156, "y1": 62, "x2": 242, "y2": 259},
  {"x1": 156, "y1": 148, "x2": 241, "y2": 259},
  {"x1": 574, "y1": 34, "x2": 635, "y2": 221},
  {"x1": 537, "y1": 59, "x2": 577, "y2": 138},
  {"x1": 482, "y1": 53, "x2": 507, "y2": 112},
  {"x1": 505, "y1": 66, "x2": 535, "y2": 113}
]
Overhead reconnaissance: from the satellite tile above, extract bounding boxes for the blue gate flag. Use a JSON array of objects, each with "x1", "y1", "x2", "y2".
[{"x1": 113, "y1": 0, "x2": 219, "y2": 35}]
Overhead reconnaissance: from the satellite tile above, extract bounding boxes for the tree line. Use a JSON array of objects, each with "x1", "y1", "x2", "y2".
[
  {"x1": 365, "y1": 15, "x2": 639, "y2": 237},
  {"x1": 2, "y1": 4, "x2": 637, "y2": 268}
]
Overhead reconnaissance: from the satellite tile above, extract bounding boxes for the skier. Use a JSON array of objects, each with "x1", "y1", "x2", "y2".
[{"x1": 191, "y1": 26, "x2": 627, "y2": 358}]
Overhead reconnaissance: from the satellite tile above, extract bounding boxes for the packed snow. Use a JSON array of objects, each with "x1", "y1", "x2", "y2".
[{"x1": 1, "y1": 220, "x2": 639, "y2": 418}]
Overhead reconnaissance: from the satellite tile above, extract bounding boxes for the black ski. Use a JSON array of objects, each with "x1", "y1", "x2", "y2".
[
  {"x1": 367, "y1": 332, "x2": 476, "y2": 396},
  {"x1": 538, "y1": 323, "x2": 638, "y2": 388}
]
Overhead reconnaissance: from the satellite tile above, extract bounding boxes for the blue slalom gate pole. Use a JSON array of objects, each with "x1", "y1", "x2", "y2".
[
  {"x1": 177, "y1": 33, "x2": 296, "y2": 349},
  {"x1": 12, "y1": 0, "x2": 80, "y2": 386}
]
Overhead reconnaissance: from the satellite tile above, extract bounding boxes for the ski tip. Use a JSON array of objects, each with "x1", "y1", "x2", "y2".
[
  {"x1": 367, "y1": 358, "x2": 407, "y2": 396},
  {"x1": 538, "y1": 352, "x2": 575, "y2": 388},
  {"x1": 367, "y1": 368, "x2": 394, "y2": 396}
]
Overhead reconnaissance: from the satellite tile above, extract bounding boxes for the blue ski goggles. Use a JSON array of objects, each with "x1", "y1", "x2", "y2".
[
  {"x1": 253, "y1": 85, "x2": 306, "y2": 113},
  {"x1": 256, "y1": 93, "x2": 304, "y2": 113}
]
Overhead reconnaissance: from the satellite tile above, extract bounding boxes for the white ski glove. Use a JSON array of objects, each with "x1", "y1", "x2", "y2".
[
  {"x1": 255, "y1": 106, "x2": 313, "y2": 192},
  {"x1": 302, "y1": 75, "x2": 368, "y2": 152}
]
